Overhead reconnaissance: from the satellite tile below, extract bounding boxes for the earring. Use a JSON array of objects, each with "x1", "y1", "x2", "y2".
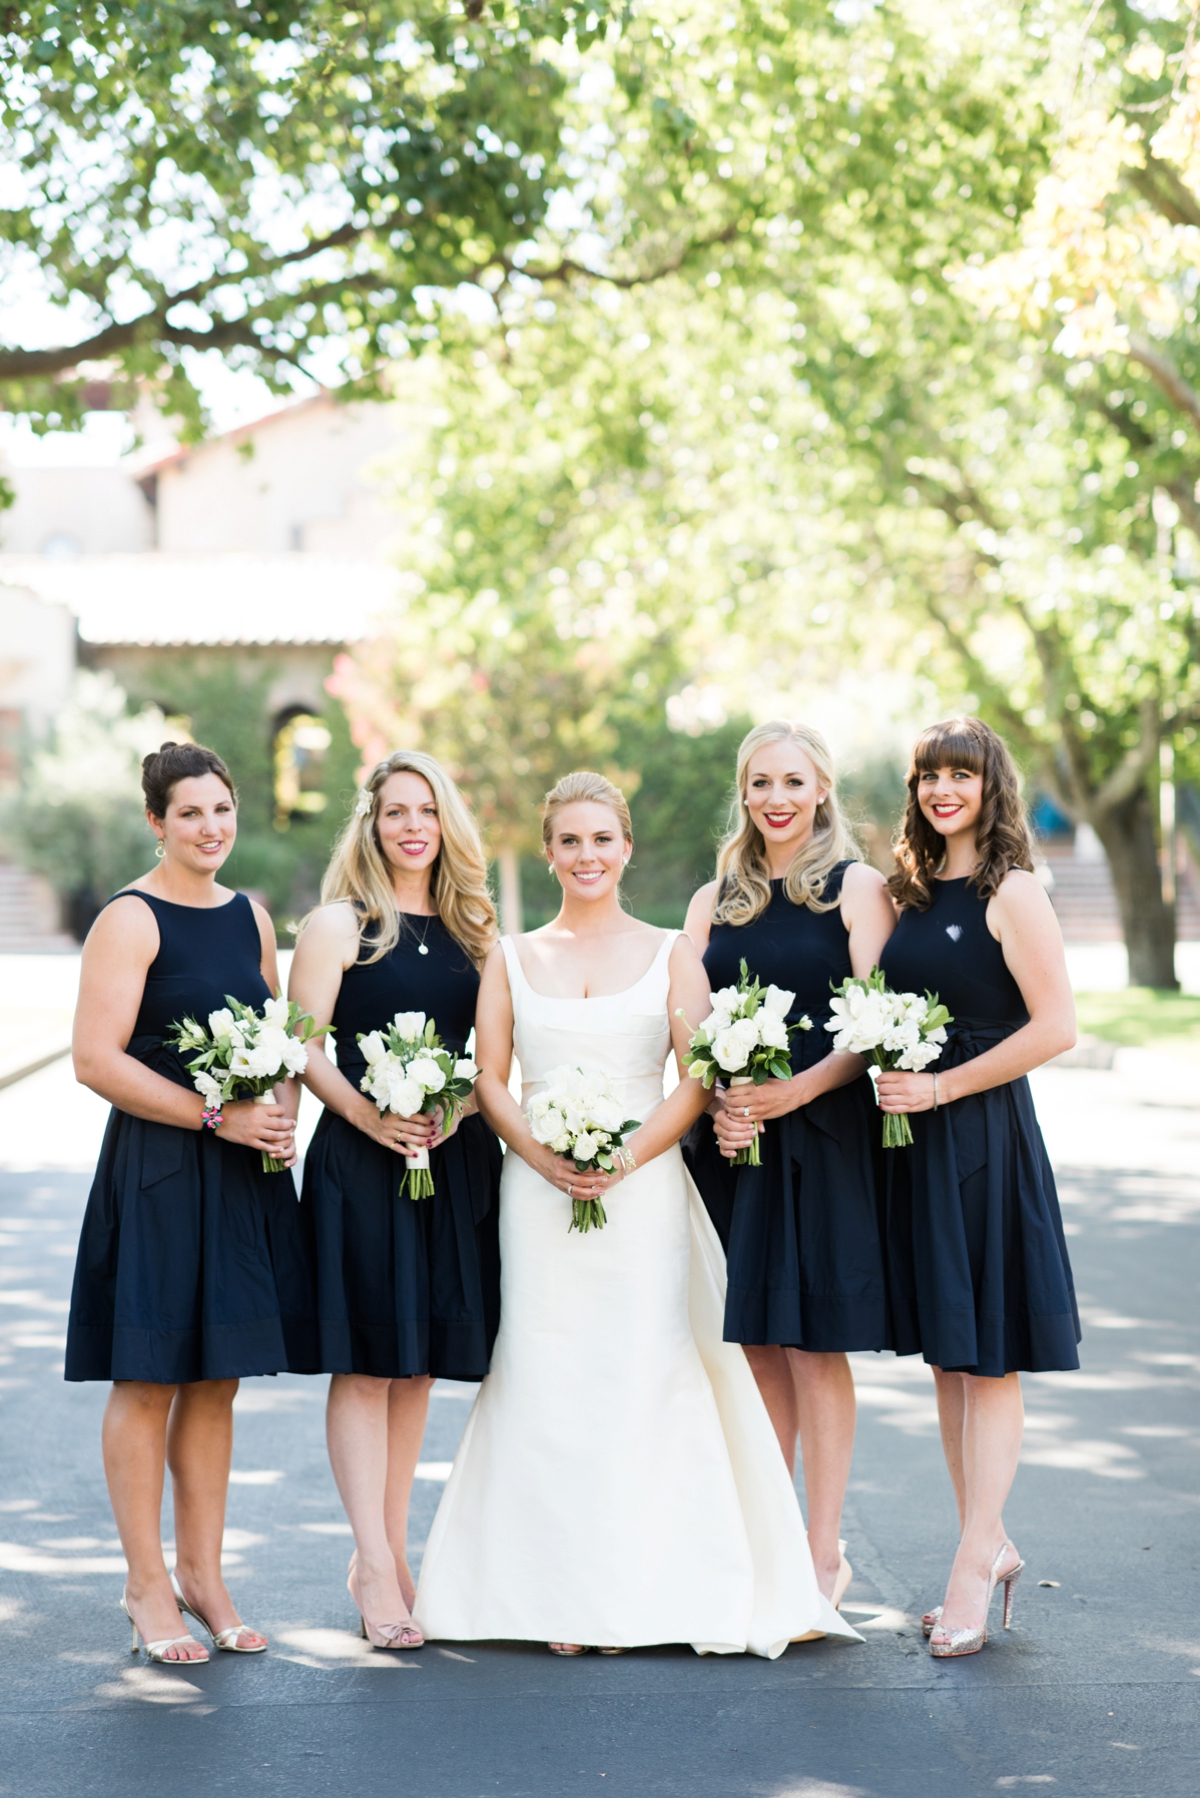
[
  {"x1": 155, "y1": 839, "x2": 166, "y2": 860},
  {"x1": 547, "y1": 862, "x2": 557, "y2": 878}
]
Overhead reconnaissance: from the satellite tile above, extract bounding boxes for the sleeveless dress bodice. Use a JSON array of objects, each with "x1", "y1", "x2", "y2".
[
  {"x1": 503, "y1": 932, "x2": 673, "y2": 1128},
  {"x1": 415, "y1": 926, "x2": 858, "y2": 1655},
  {"x1": 881, "y1": 876, "x2": 1028, "y2": 1032},
  {"x1": 122, "y1": 891, "x2": 270, "y2": 1074},
  {"x1": 301, "y1": 912, "x2": 501, "y2": 1382},
  {"x1": 65, "y1": 887, "x2": 317, "y2": 1384},
  {"x1": 878, "y1": 877, "x2": 1080, "y2": 1376},
  {"x1": 702, "y1": 866, "x2": 854, "y2": 1031},
  {"x1": 684, "y1": 865, "x2": 890, "y2": 1353}
]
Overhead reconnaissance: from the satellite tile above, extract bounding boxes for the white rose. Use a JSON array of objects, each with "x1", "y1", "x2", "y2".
[
  {"x1": 897, "y1": 1040, "x2": 942, "y2": 1072},
  {"x1": 551, "y1": 1131, "x2": 572, "y2": 1154},
  {"x1": 407, "y1": 1055, "x2": 446, "y2": 1094},
  {"x1": 245, "y1": 1043, "x2": 281, "y2": 1079},
  {"x1": 572, "y1": 1130, "x2": 599, "y2": 1162},
  {"x1": 762, "y1": 984, "x2": 794, "y2": 1019},
  {"x1": 453, "y1": 1058, "x2": 478, "y2": 1082},
  {"x1": 758, "y1": 1011, "x2": 790, "y2": 1051},
  {"x1": 281, "y1": 1037, "x2": 308, "y2": 1076},
  {"x1": 385, "y1": 1075, "x2": 424, "y2": 1117},
  {"x1": 262, "y1": 996, "x2": 290, "y2": 1029},
  {"x1": 588, "y1": 1096, "x2": 625, "y2": 1133},
  {"x1": 712, "y1": 1017, "x2": 759, "y2": 1073},
  {"x1": 392, "y1": 1011, "x2": 427, "y2": 1041},
  {"x1": 229, "y1": 1049, "x2": 254, "y2": 1078},
  {"x1": 529, "y1": 1107, "x2": 566, "y2": 1145},
  {"x1": 208, "y1": 1008, "x2": 237, "y2": 1042},
  {"x1": 194, "y1": 1069, "x2": 223, "y2": 1101}
]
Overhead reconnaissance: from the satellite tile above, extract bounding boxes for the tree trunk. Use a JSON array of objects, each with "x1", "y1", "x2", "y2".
[
  {"x1": 1091, "y1": 786, "x2": 1178, "y2": 988},
  {"x1": 497, "y1": 846, "x2": 523, "y2": 936}
]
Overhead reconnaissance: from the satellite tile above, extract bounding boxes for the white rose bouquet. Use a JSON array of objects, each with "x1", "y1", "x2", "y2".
[
  {"x1": 358, "y1": 1011, "x2": 479, "y2": 1199},
  {"x1": 679, "y1": 958, "x2": 812, "y2": 1166},
  {"x1": 824, "y1": 967, "x2": 953, "y2": 1149},
  {"x1": 169, "y1": 995, "x2": 323, "y2": 1172},
  {"x1": 525, "y1": 1066, "x2": 640, "y2": 1234}
]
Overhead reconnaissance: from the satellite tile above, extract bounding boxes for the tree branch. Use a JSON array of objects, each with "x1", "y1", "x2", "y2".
[
  {"x1": 1092, "y1": 694, "x2": 1162, "y2": 812},
  {"x1": 1127, "y1": 335, "x2": 1200, "y2": 431},
  {"x1": 504, "y1": 220, "x2": 741, "y2": 290},
  {"x1": 1129, "y1": 151, "x2": 1200, "y2": 230}
]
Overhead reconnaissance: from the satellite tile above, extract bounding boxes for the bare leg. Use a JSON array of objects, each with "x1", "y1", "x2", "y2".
[
  {"x1": 743, "y1": 1344, "x2": 800, "y2": 1473},
  {"x1": 934, "y1": 1372, "x2": 1025, "y2": 1640},
  {"x1": 169, "y1": 1378, "x2": 265, "y2": 1649},
  {"x1": 102, "y1": 1381, "x2": 206, "y2": 1661},
  {"x1": 789, "y1": 1349, "x2": 856, "y2": 1601},
  {"x1": 932, "y1": 1367, "x2": 968, "y2": 1530},
  {"x1": 327, "y1": 1373, "x2": 412, "y2": 1630},
  {"x1": 383, "y1": 1376, "x2": 434, "y2": 1612}
]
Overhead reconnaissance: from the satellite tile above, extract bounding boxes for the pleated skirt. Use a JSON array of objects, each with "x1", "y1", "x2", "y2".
[
  {"x1": 683, "y1": 1064, "x2": 890, "y2": 1353},
  {"x1": 65, "y1": 1107, "x2": 319, "y2": 1383},
  {"x1": 301, "y1": 1109, "x2": 501, "y2": 1381}
]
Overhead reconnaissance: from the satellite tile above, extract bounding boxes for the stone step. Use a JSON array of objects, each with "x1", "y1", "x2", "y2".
[{"x1": 1037, "y1": 843, "x2": 1200, "y2": 942}]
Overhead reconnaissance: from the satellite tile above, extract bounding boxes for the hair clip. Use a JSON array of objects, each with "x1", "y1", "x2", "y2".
[{"x1": 354, "y1": 788, "x2": 373, "y2": 818}]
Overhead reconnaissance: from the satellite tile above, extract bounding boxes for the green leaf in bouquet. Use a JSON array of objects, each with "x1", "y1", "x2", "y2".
[{"x1": 769, "y1": 1060, "x2": 792, "y2": 1079}]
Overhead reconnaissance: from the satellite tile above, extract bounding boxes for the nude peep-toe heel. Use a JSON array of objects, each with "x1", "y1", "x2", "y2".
[
  {"x1": 170, "y1": 1571, "x2": 267, "y2": 1653},
  {"x1": 792, "y1": 1539, "x2": 852, "y2": 1643},
  {"x1": 121, "y1": 1589, "x2": 209, "y2": 1664},
  {"x1": 929, "y1": 1542, "x2": 1025, "y2": 1659},
  {"x1": 348, "y1": 1568, "x2": 424, "y2": 1650}
]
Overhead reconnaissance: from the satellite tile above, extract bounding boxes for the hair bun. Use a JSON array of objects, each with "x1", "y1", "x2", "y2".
[{"x1": 141, "y1": 741, "x2": 236, "y2": 819}]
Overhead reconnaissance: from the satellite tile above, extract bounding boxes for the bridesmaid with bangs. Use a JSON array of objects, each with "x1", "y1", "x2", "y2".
[
  {"x1": 876, "y1": 717, "x2": 1079, "y2": 1659},
  {"x1": 289, "y1": 750, "x2": 501, "y2": 1652},
  {"x1": 683, "y1": 721, "x2": 896, "y2": 1610}
]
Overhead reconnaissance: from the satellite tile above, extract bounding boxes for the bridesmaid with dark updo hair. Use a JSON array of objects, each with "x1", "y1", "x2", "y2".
[{"x1": 66, "y1": 742, "x2": 317, "y2": 1664}]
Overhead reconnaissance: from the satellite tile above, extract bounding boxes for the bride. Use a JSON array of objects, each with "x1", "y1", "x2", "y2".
[{"x1": 414, "y1": 771, "x2": 858, "y2": 1656}]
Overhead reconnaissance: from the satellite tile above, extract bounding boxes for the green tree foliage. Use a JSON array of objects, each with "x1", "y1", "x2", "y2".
[{"x1": 0, "y1": 1, "x2": 602, "y2": 435}]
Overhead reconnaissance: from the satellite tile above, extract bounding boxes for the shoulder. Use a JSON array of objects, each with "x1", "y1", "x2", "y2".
[
  {"x1": 684, "y1": 880, "x2": 719, "y2": 936},
  {"x1": 667, "y1": 928, "x2": 704, "y2": 975},
  {"x1": 298, "y1": 900, "x2": 361, "y2": 945},
  {"x1": 988, "y1": 866, "x2": 1056, "y2": 926},
  {"x1": 86, "y1": 889, "x2": 159, "y2": 950},
  {"x1": 246, "y1": 895, "x2": 277, "y2": 939},
  {"x1": 839, "y1": 860, "x2": 886, "y2": 900}
]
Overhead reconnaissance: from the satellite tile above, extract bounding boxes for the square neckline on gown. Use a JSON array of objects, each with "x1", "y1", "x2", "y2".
[{"x1": 502, "y1": 929, "x2": 677, "y2": 1002}]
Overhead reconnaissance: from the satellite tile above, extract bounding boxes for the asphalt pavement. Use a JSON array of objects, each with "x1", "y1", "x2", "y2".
[{"x1": 0, "y1": 1053, "x2": 1196, "y2": 1798}]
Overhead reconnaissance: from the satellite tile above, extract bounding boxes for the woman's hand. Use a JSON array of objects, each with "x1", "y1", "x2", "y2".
[
  {"x1": 525, "y1": 1142, "x2": 620, "y2": 1201},
  {"x1": 875, "y1": 1070, "x2": 938, "y2": 1115},
  {"x1": 428, "y1": 1093, "x2": 474, "y2": 1151},
  {"x1": 216, "y1": 1098, "x2": 298, "y2": 1166},
  {"x1": 711, "y1": 1074, "x2": 811, "y2": 1159},
  {"x1": 351, "y1": 1097, "x2": 438, "y2": 1157}
]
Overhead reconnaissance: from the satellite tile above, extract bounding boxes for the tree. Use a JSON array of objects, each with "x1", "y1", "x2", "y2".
[{"x1": 0, "y1": 1, "x2": 600, "y2": 436}]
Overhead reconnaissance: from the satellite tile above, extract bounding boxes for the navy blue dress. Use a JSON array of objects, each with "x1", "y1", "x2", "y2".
[
  {"x1": 683, "y1": 866, "x2": 889, "y2": 1351},
  {"x1": 301, "y1": 914, "x2": 501, "y2": 1381},
  {"x1": 65, "y1": 891, "x2": 318, "y2": 1383},
  {"x1": 880, "y1": 877, "x2": 1081, "y2": 1377}
]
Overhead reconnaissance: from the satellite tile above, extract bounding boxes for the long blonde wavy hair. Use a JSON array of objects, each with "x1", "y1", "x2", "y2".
[
  {"x1": 318, "y1": 750, "x2": 498, "y2": 967},
  {"x1": 712, "y1": 721, "x2": 860, "y2": 926}
]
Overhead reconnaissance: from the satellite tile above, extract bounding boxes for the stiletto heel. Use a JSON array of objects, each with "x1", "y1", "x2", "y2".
[
  {"x1": 929, "y1": 1542, "x2": 1024, "y2": 1659},
  {"x1": 792, "y1": 1539, "x2": 852, "y2": 1643},
  {"x1": 120, "y1": 1589, "x2": 208, "y2": 1665},
  {"x1": 169, "y1": 1571, "x2": 267, "y2": 1653}
]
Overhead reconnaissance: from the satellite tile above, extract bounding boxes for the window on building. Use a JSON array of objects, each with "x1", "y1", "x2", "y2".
[{"x1": 274, "y1": 711, "x2": 331, "y2": 827}]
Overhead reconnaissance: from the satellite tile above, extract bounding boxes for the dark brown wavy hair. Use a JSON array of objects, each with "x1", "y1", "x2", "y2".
[{"x1": 888, "y1": 717, "x2": 1034, "y2": 911}]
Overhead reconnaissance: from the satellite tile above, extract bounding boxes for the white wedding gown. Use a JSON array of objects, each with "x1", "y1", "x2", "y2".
[{"x1": 414, "y1": 933, "x2": 860, "y2": 1656}]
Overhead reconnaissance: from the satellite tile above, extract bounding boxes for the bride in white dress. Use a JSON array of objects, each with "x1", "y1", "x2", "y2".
[{"x1": 415, "y1": 771, "x2": 859, "y2": 1656}]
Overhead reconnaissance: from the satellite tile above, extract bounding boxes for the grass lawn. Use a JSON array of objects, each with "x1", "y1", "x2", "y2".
[{"x1": 1074, "y1": 988, "x2": 1200, "y2": 1057}]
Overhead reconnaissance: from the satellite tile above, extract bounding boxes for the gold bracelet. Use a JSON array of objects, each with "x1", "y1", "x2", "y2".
[{"x1": 932, "y1": 1072, "x2": 940, "y2": 1111}]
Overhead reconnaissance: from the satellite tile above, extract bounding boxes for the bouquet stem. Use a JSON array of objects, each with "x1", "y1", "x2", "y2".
[
  {"x1": 569, "y1": 1196, "x2": 608, "y2": 1234},
  {"x1": 881, "y1": 1112, "x2": 914, "y2": 1150},
  {"x1": 729, "y1": 1076, "x2": 761, "y2": 1167}
]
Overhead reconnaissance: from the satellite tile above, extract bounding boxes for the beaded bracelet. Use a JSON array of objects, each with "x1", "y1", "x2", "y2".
[
  {"x1": 201, "y1": 1104, "x2": 224, "y2": 1132},
  {"x1": 615, "y1": 1144, "x2": 637, "y2": 1175}
]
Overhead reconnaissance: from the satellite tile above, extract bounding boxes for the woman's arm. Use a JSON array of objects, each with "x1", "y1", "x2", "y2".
[
  {"x1": 876, "y1": 869, "x2": 1076, "y2": 1116},
  {"x1": 683, "y1": 881, "x2": 718, "y2": 957},
  {"x1": 287, "y1": 905, "x2": 436, "y2": 1158},
  {"x1": 72, "y1": 895, "x2": 296, "y2": 1158},
  {"x1": 252, "y1": 899, "x2": 302, "y2": 1128},
  {"x1": 713, "y1": 863, "x2": 893, "y2": 1152},
  {"x1": 616, "y1": 933, "x2": 712, "y2": 1167}
]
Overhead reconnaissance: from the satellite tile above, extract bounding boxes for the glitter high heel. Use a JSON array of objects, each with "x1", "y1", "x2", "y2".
[{"x1": 929, "y1": 1542, "x2": 1024, "y2": 1659}]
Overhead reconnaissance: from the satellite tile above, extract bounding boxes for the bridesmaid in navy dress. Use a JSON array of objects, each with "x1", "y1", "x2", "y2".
[
  {"x1": 289, "y1": 749, "x2": 500, "y2": 1650},
  {"x1": 876, "y1": 717, "x2": 1079, "y2": 1658},
  {"x1": 683, "y1": 721, "x2": 895, "y2": 1608},
  {"x1": 66, "y1": 742, "x2": 314, "y2": 1663}
]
